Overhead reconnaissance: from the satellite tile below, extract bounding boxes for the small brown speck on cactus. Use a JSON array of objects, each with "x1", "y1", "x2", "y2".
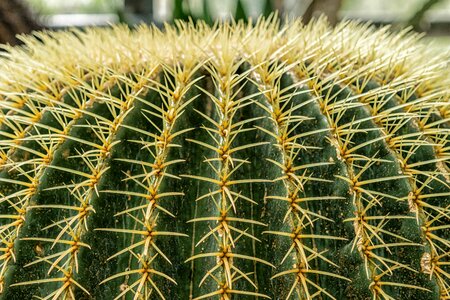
[{"x1": 0, "y1": 15, "x2": 449, "y2": 300}]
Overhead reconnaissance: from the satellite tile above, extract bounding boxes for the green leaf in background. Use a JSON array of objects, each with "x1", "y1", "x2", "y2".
[
  {"x1": 262, "y1": 0, "x2": 275, "y2": 18},
  {"x1": 235, "y1": 0, "x2": 247, "y2": 21},
  {"x1": 201, "y1": 0, "x2": 213, "y2": 25},
  {"x1": 173, "y1": 0, "x2": 191, "y2": 21}
]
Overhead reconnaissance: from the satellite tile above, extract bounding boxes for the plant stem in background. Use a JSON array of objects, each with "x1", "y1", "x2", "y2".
[
  {"x1": 407, "y1": 0, "x2": 443, "y2": 31},
  {"x1": 0, "y1": 0, "x2": 41, "y2": 45},
  {"x1": 303, "y1": 0, "x2": 342, "y2": 25}
]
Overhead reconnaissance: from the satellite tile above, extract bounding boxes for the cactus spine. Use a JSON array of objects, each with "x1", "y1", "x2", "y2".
[{"x1": 0, "y1": 16, "x2": 449, "y2": 299}]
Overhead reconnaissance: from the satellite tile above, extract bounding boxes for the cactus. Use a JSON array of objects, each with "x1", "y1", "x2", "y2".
[{"x1": 0, "y1": 16, "x2": 449, "y2": 299}]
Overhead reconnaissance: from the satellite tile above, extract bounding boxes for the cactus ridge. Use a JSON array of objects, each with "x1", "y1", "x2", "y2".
[{"x1": 0, "y1": 15, "x2": 449, "y2": 299}]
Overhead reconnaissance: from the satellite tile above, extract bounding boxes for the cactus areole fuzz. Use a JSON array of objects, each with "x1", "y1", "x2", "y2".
[{"x1": 0, "y1": 16, "x2": 449, "y2": 300}]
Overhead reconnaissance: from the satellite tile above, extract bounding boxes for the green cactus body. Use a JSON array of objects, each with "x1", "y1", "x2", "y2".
[{"x1": 0, "y1": 16, "x2": 449, "y2": 299}]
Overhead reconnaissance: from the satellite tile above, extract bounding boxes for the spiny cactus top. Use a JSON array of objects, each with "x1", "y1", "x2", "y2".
[{"x1": 0, "y1": 16, "x2": 449, "y2": 300}]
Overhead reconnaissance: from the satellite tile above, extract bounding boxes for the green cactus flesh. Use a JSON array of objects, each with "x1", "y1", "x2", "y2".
[{"x1": 0, "y1": 16, "x2": 449, "y2": 299}]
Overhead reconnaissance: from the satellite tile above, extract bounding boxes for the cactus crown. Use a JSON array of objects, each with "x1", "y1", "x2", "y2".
[{"x1": 0, "y1": 15, "x2": 449, "y2": 299}]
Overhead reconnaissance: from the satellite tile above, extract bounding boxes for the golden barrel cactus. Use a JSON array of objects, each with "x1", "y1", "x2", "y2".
[{"x1": 0, "y1": 16, "x2": 449, "y2": 299}]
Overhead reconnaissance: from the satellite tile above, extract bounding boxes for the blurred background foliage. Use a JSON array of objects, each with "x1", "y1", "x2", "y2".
[{"x1": 0, "y1": 0, "x2": 449, "y2": 48}]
